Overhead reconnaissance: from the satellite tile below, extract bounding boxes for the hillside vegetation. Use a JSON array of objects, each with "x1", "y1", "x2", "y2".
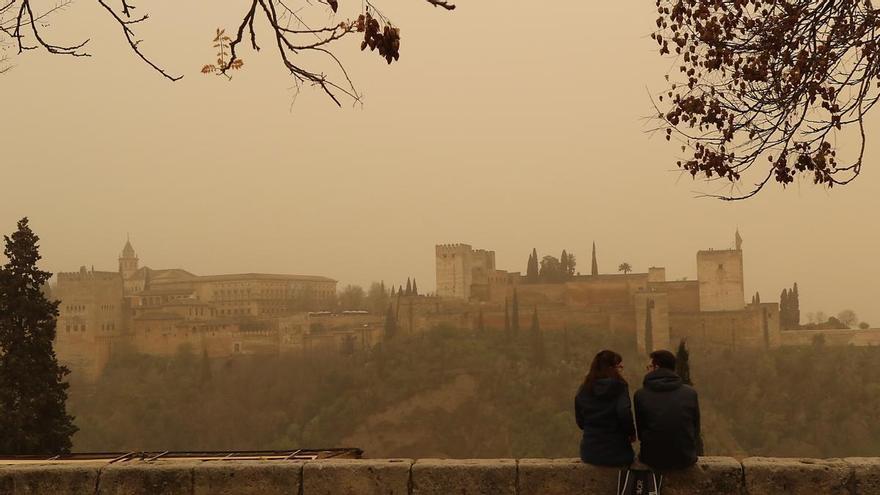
[{"x1": 68, "y1": 326, "x2": 880, "y2": 458}]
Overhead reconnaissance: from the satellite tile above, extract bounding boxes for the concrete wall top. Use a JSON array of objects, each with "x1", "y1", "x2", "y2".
[{"x1": 1, "y1": 457, "x2": 879, "y2": 494}]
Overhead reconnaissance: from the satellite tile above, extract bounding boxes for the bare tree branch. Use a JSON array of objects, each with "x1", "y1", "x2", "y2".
[{"x1": 653, "y1": 0, "x2": 878, "y2": 199}]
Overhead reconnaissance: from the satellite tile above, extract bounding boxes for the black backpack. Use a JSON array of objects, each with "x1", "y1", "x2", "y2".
[{"x1": 617, "y1": 468, "x2": 663, "y2": 495}]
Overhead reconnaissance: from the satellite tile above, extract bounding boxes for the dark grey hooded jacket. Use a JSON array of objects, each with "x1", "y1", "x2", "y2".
[{"x1": 634, "y1": 368, "x2": 701, "y2": 471}]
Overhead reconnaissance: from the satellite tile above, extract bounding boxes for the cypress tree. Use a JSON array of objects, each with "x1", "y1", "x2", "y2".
[
  {"x1": 527, "y1": 249, "x2": 539, "y2": 283},
  {"x1": 591, "y1": 242, "x2": 599, "y2": 276},
  {"x1": 405, "y1": 278, "x2": 412, "y2": 296},
  {"x1": 477, "y1": 307, "x2": 485, "y2": 332},
  {"x1": 412, "y1": 279, "x2": 418, "y2": 296},
  {"x1": 560, "y1": 250, "x2": 569, "y2": 280},
  {"x1": 0, "y1": 218, "x2": 77, "y2": 454},
  {"x1": 675, "y1": 339, "x2": 704, "y2": 455},
  {"x1": 511, "y1": 289, "x2": 520, "y2": 334}
]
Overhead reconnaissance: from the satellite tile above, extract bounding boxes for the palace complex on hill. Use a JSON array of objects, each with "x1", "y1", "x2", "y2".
[
  {"x1": 53, "y1": 240, "x2": 381, "y2": 380},
  {"x1": 52, "y1": 233, "x2": 880, "y2": 381},
  {"x1": 418, "y1": 231, "x2": 880, "y2": 351},
  {"x1": 420, "y1": 231, "x2": 775, "y2": 353}
]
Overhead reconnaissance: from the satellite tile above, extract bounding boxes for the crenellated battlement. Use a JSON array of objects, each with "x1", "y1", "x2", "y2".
[{"x1": 435, "y1": 243, "x2": 473, "y2": 254}]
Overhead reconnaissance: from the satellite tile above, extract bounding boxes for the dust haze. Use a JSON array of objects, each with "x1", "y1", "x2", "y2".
[{"x1": 2, "y1": 0, "x2": 880, "y2": 459}]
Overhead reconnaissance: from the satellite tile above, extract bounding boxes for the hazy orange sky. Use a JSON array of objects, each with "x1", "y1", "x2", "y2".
[{"x1": 2, "y1": 0, "x2": 879, "y2": 324}]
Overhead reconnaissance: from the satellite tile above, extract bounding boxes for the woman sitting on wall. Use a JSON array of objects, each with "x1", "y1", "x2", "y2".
[{"x1": 575, "y1": 350, "x2": 636, "y2": 466}]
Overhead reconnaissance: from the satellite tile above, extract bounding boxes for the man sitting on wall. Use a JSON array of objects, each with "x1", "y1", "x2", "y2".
[{"x1": 633, "y1": 349, "x2": 701, "y2": 471}]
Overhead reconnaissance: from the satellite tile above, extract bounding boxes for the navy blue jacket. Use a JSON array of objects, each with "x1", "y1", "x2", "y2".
[
  {"x1": 575, "y1": 378, "x2": 636, "y2": 466},
  {"x1": 634, "y1": 368, "x2": 701, "y2": 471}
]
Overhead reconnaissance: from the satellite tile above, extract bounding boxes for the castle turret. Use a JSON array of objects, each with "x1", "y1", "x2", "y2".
[{"x1": 119, "y1": 238, "x2": 139, "y2": 280}]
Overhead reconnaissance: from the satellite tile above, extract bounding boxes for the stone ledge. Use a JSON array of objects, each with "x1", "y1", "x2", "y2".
[
  {"x1": 0, "y1": 462, "x2": 102, "y2": 495},
  {"x1": 303, "y1": 458, "x2": 411, "y2": 495},
  {"x1": 743, "y1": 457, "x2": 853, "y2": 495},
  {"x1": 0, "y1": 457, "x2": 878, "y2": 495},
  {"x1": 412, "y1": 459, "x2": 517, "y2": 495}
]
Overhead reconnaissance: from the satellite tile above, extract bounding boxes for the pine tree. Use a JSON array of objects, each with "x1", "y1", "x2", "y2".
[
  {"x1": 504, "y1": 297, "x2": 511, "y2": 334},
  {"x1": 511, "y1": 289, "x2": 520, "y2": 334},
  {"x1": 405, "y1": 278, "x2": 412, "y2": 296},
  {"x1": 412, "y1": 279, "x2": 418, "y2": 296},
  {"x1": 0, "y1": 218, "x2": 77, "y2": 454},
  {"x1": 675, "y1": 339, "x2": 704, "y2": 455}
]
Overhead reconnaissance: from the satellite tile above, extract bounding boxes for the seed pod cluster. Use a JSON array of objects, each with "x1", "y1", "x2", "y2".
[{"x1": 357, "y1": 13, "x2": 401, "y2": 64}]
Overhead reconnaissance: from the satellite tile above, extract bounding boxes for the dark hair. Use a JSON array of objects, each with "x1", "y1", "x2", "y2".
[
  {"x1": 582, "y1": 350, "x2": 626, "y2": 394},
  {"x1": 649, "y1": 349, "x2": 676, "y2": 370}
]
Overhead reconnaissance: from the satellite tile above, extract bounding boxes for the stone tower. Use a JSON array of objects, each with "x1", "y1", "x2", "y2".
[
  {"x1": 696, "y1": 231, "x2": 745, "y2": 312},
  {"x1": 118, "y1": 237, "x2": 139, "y2": 280}
]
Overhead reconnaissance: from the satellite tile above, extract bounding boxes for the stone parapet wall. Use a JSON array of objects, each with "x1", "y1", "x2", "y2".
[{"x1": 1, "y1": 457, "x2": 878, "y2": 494}]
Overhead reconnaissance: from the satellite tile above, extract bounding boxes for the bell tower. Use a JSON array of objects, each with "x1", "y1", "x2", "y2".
[{"x1": 119, "y1": 236, "x2": 139, "y2": 280}]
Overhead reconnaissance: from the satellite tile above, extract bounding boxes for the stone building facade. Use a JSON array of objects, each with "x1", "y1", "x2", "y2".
[
  {"x1": 429, "y1": 231, "x2": 778, "y2": 353},
  {"x1": 54, "y1": 240, "x2": 377, "y2": 380}
]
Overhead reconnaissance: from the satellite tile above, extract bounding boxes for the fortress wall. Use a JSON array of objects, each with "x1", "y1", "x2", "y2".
[
  {"x1": 669, "y1": 303, "x2": 781, "y2": 349},
  {"x1": 648, "y1": 280, "x2": 700, "y2": 313},
  {"x1": 1, "y1": 457, "x2": 878, "y2": 494}
]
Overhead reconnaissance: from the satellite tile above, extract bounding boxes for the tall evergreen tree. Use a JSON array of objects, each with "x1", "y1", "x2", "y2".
[
  {"x1": 511, "y1": 289, "x2": 520, "y2": 334},
  {"x1": 477, "y1": 307, "x2": 485, "y2": 332},
  {"x1": 591, "y1": 242, "x2": 599, "y2": 276},
  {"x1": 412, "y1": 279, "x2": 418, "y2": 296},
  {"x1": 792, "y1": 283, "x2": 801, "y2": 327},
  {"x1": 0, "y1": 218, "x2": 77, "y2": 454},
  {"x1": 526, "y1": 249, "x2": 539, "y2": 283},
  {"x1": 560, "y1": 250, "x2": 569, "y2": 280},
  {"x1": 675, "y1": 339, "x2": 704, "y2": 455},
  {"x1": 530, "y1": 307, "x2": 546, "y2": 367},
  {"x1": 405, "y1": 278, "x2": 412, "y2": 296}
]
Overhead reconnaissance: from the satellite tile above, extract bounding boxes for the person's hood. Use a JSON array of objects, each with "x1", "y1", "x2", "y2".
[
  {"x1": 589, "y1": 377, "x2": 626, "y2": 398},
  {"x1": 643, "y1": 368, "x2": 683, "y2": 392}
]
